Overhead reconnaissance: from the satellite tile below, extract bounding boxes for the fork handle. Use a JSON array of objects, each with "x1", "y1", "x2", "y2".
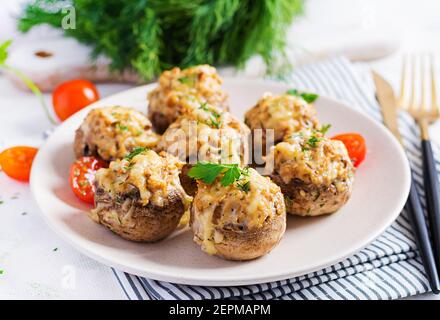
[
  {"x1": 407, "y1": 170, "x2": 440, "y2": 294},
  {"x1": 422, "y1": 139, "x2": 440, "y2": 270}
]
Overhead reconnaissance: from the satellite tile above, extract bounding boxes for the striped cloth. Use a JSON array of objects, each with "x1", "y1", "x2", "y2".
[{"x1": 112, "y1": 56, "x2": 440, "y2": 300}]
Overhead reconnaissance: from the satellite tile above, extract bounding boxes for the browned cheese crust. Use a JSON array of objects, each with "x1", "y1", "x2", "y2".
[
  {"x1": 190, "y1": 168, "x2": 286, "y2": 260},
  {"x1": 148, "y1": 65, "x2": 229, "y2": 134},
  {"x1": 91, "y1": 150, "x2": 191, "y2": 242},
  {"x1": 74, "y1": 106, "x2": 159, "y2": 162},
  {"x1": 244, "y1": 93, "x2": 319, "y2": 156},
  {"x1": 265, "y1": 131, "x2": 354, "y2": 216}
]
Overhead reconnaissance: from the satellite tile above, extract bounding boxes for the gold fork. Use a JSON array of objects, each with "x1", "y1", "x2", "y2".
[{"x1": 399, "y1": 54, "x2": 440, "y2": 271}]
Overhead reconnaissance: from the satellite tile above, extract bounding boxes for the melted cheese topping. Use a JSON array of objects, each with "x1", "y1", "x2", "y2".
[
  {"x1": 158, "y1": 104, "x2": 250, "y2": 165},
  {"x1": 245, "y1": 93, "x2": 319, "y2": 142},
  {"x1": 80, "y1": 106, "x2": 160, "y2": 160},
  {"x1": 265, "y1": 131, "x2": 354, "y2": 187},
  {"x1": 191, "y1": 168, "x2": 285, "y2": 255},
  {"x1": 95, "y1": 150, "x2": 191, "y2": 207},
  {"x1": 148, "y1": 64, "x2": 228, "y2": 123}
]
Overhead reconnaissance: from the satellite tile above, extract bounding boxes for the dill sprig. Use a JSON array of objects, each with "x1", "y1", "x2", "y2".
[{"x1": 18, "y1": 0, "x2": 304, "y2": 80}]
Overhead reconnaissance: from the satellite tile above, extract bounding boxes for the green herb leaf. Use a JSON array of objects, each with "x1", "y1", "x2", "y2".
[
  {"x1": 237, "y1": 180, "x2": 250, "y2": 192},
  {"x1": 209, "y1": 118, "x2": 221, "y2": 129},
  {"x1": 116, "y1": 123, "x2": 129, "y2": 131},
  {"x1": 187, "y1": 162, "x2": 226, "y2": 184},
  {"x1": 18, "y1": 1, "x2": 304, "y2": 80},
  {"x1": 125, "y1": 147, "x2": 148, "y2": 161},
  {"x1": 319, "y1": 124, "x2": 332, "y2": 135},
  {"x1": 306, "y1": 135, "x2": 321, "y2": 148},
  {"x1": 53, "y1": 248, "x2": 58, "y2": 252},
  {"x1": 0, "y1": 200, "x2": 3, "y2": 205},
  {"x1": 188, "y1": 162, "x2": 249, "y2": 188},
  {"x1": 178, "y1": 75, "x2": 197, "y2": 85},
  {"x1": 0, "y1": 269, "x2": 4, "y2": 275},
  {"x1": 199, "y1": 102, "x2": 222, "y2": 129},
  {"x1": 286, "y1": 89, "x2": 319, "y2": 103},
  {"x1": 0, "y1": 40, "x2": 12, "y2": 66},
  {"x1": 220, "y1": 165, "x2": 241, "y2": 186},
  {"x1": 198, "y1": 102, "x2": 209, "y2": 112},
  {"x1": 300, "y1": 93, "x2": 319, "y2": 103},
  {"x1": 286, "y1": 89, "x2": 299, "y2": 96}
]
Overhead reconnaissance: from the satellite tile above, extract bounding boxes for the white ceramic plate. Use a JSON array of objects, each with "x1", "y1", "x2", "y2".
[{"x1": 30, "y1": 78, "x2": 411, "y2": 286}]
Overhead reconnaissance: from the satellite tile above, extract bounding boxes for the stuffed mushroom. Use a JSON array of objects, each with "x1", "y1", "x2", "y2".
[
  {"x1": 148, "y1": 65, "x2": 229, "y2": 133},
  {"x1": 158, "y1": 103, "x2": 250, "y2": 195},
  {"x1": 74, "y1": 106, "x2": 160, "y2": 162},
  {"x1": 244, "y1": 93, "x2": 319, "y2": 156},
  {"x1": 265, "y1": 131, "x2": 354, "y2": 216},
  {"x1": 91, "y1": 149, "x2": 191, "y2": 242},
  {"x1": 190, "y1": 167, "x2": 286, "y2": 260}
]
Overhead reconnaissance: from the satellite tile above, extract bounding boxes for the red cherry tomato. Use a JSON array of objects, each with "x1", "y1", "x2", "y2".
[
  {"x1": 332, "y1": 133, "x2": 366, "y2": 167},
  {"x1": 0, "y1": 146, "x2": 38, "y2": 182},
  {"x1": 69, "y1": 156, "x2": 107, "y2": 204},
  {"x1": 53, "y1": 79, "x2": 99, "y2": 121}
]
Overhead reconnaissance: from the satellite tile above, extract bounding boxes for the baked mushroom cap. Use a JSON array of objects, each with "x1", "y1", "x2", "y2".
[
  {"x1": 158, "y1": 103, "x2": 250, "y2": 164},
  {"x1": 157, "y1": 103, "x2": 250, "y2": 195},
  {"x1": 190, "y1": 168, "x2": 286, "y2": 260},
  {"x1": 74, "y1": 106, "x2": 160, "y2": 162},
  {"x1": 148, "y1": 64, "x2": 229, "y2": 134},
  {"x1": 265, "y1": 131, "x2": 354, "y2": 216},
  {"x1": 91, "y1": 149, "x2": 191, "y2": 242},
  {"x1": 244, "y1": 93, "x2": 319, "y2": 155}
]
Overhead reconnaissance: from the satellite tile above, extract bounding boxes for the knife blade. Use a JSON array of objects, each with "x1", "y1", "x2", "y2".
[{"x1": 372, "y1": 71, "x2": 403, "y2": 144}]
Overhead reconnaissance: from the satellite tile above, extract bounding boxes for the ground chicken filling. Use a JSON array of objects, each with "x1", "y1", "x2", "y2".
[
  {"x1": 158, "y1": 103, "x2": 250, "y2": 165},
  {"x1": 265, "y1": 131, "x2": 354, "y2": 189},
  {"x1": 148, "y1": 64, "x2": 228, "y2": 124},
  {"x1": 192, "y1": 168, "x2": 285, "y2": 254},
  {"x1": 94, "y1": 150, "x2": 191, "y2": 207},
  {"x1": 245, "y1": 93, "x2": 319, "y2": 142},
  {"x1": 80, "y1": 106, "x2": 159, "y2": 160}
]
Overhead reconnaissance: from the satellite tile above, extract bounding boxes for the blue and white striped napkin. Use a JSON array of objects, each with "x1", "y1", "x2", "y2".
[{"x1": 112, "y1": 56, "x2": 440, "y2": 300}]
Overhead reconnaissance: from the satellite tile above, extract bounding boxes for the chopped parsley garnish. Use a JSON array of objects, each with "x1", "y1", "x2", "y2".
[
  {"x1": 286, "y1": 89, "x2": 299, "y2": 96},
  {"x1": 221, "y1": 165, "x2": 242, "y2": 186},
  {"x1": 188, "y1": 162, "x2": 250, "y2": 190},
  {"x1": 319, "y1": 124, "x2": 332, "y2": 135},
  {"x1": 209, "y1": 117, "x2": 221, "y2": 129},
  {"x1": 124, "y1": 162, "x2": 135, "y2": 171},
  {"x1": 237, "y1": 180, "x2": 251, "y2": 192},
  {"x1": 199, "y1": 102, "x2": 210, "y2": 112},
  {"x1": 306, "y1": 135, "x2": 321, "y2": 148},
  {"x1": 286, "y1": 89, "x2": 319, "y2": 103},
  {"x1": 0, "y1": 200, "x2": 3, "y2": 205},
  {"x1": 116, "y1": 123, "x2": 129, "y2": 131},
  {"x1": 0, "y1": 269, "x2": 3, "y2": 275},
  {"x1": 199, "y1": 102, "x2": 222, "y2": 129},
  {"x1": 53, "y1": 248, "x2": 58, "y2": 252},
  {"x1": 178, "y1": 74, "x2": 197, "y2": 86},
  {"x1": 124, "y1": 147, "x2": 148, "y2": 161},
  {"x1": 301, "y1": 145, "x2": 310, "y2": 152}
]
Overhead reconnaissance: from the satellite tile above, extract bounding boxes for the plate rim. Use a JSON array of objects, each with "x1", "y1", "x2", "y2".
[{"x1": 30, "y1": 77, "x2": 411, "y2": 286}]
